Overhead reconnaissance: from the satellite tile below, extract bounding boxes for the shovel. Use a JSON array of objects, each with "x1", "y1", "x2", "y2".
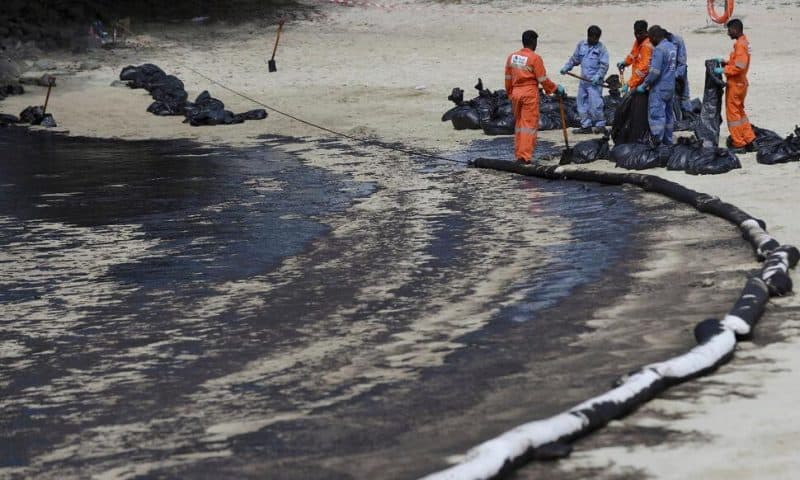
[
  {"x1": 268, "y1": 19, "x2": 285, "y2": 72},
  {"x1": 557, "y1": 95, "x2": 575, "y2": 165}
]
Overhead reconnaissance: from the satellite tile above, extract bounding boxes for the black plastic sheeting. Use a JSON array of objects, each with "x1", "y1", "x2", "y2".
[
  {"x1": 119, "y1": 64, "x2": 267, "y2": 126},
  {"x1": 424, "y1": 157, "x2": 799, "y2": 480},
  {"x1": 753, "y1": 125, "x2": 800, "y2": 165},
  {"x1": 694, "y1": 59, "x2": 726, "y2": 148}
]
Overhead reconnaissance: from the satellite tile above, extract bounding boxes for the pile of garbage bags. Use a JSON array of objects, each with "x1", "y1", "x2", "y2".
[
  {"x1": 569, "y1": 135, "x2": 741, "y2": 175},
  {"x1": 119, "y1": 64, "x2": 267, "y2": 126},
  {"x1": 751, "y1": 126, "x2": 800, "y2": 165},
  {"x1": 442, "y1": 76, "x2": 697, "y2": 137}
]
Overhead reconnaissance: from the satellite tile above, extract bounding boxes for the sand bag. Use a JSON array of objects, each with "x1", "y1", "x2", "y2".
[
  {"x1": 694, "y1": 59, "x2": 726, "y2": 147},
  {"x1": 482, "y1": 116, "x2": 515, "y2": 136}
]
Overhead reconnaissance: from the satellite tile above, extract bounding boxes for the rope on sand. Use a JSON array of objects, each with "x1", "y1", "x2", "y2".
[
  {"x1": 421, "y1": 159, "x2": 798, "y2": 480},
  {"x1": 181, "y1": 65, "x2": 466, "y2": 165}
]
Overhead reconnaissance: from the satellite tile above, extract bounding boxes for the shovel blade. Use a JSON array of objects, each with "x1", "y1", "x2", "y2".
[
  {"x1": 559, "y1": 148, "x2": 575, "y2": 165},
  {"x1": 268, "y1": 59, "x2": 277, "y2": 72}
]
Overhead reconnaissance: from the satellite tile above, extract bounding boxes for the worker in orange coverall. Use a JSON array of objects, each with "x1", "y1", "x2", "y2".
[
  {"x1": 505, "y1": 30, "x2": 565, "y2": 164},
  {"x1": 617, "y1": 20, "x2": 653, "y2": 94},
  {"x1": 715, "y1": 18, "x2": 757, "y2": 151}
]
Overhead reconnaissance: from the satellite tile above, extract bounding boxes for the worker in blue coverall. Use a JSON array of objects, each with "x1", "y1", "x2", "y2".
[
  {"x1": 665, "y1": 29, "x2": 691, "y2": 111},
  {"x1": 637, "y1": 26, "x2": 677, "y2": 145},
  {"x1": 560, "y1": 25, "x2": 609, "y2": 134}
]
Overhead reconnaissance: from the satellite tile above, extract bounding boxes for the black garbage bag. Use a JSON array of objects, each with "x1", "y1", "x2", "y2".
[
  {"x1": 482, "y1": 115, "x2": 514, "y2": 135},
  {"x1": 120, "y1": 63, "x2": 167, "y2": 90},
  {"x1": 666, "y1": 136, "x2": 702, "y2": 170},
  {"x1": 447, "y1": 87, "x2": 465, "y2": 105},
  {"x1": 603, "y1": 92, "x2": 623, "y2": 126},
  {"x1": 754, "y1": 126, "x2": 800, "y2": 165},
  {"x1": 0, "y1": 114, "x2": 19, "y2": 126},
  {"x1": 694, "y1": 59, "x2": 726, "y2": 147},
  {"x1": 237, "y1": 109, "x2": 268, "y2": 121},
  {"x1": 19, "y1": 106, "x2": 57, "y2": 127},
  {"x1": 571, "y1": 136, "x2": 611, "y2": 164},
  {"x1": 611, "y1": 91, "x2": 652, "y2": 145},
  {"x1": 685, "y1": 147, "x2": 740, "y2": 175},
  {"x1": 611, "y1": 143, "x2": 669, "y2": 170},
  {"x1": 182, "y1": 90, "x2": 247, "y2": 126},
  {"x1": 442, "y1": 104, "x2": 481, "y2": 130},
  {"x1": 1, "y1": 84, "x2": 25, "y2": 100}
]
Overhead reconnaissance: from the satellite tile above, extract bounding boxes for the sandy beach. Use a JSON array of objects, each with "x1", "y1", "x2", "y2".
[{"x1": 2, "y1": 0, "x2": 800, "y2": 478}]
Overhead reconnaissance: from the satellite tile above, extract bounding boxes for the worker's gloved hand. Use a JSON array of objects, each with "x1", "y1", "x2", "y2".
[
  {"x1": 591, "y1": 75, "x2": 602, "y2": 85},
  {"x1": 559, "y1": 67, "x2": 569, "y2": 75},
  {"x1": 621, "y1": 84, "x2": 629, "y2": 95},
  {"x1": 555, "y1": 85, "x2": 566, "y2": 97},
  {"x1": 636, "y1": 85, "x2": 647, "y2": 93},
  {"x1": 616, "y1": 61, "x2": 626, "y2": 70},
  {"x1": 713, "y1": 66, "x2": 724, "y2": 75}
]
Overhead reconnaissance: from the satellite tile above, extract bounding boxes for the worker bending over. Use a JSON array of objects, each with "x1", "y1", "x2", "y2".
[
  {"x1": 560, "y1": 25, "x2": 609, "y2": 134},
  {"x1": 716, "y1": 18, "x2": 756, "y2": 152},
  {"x1": 505, "y1": 30, "x2": 565, "y2": 163},
  {"x1": 637, "y1": 26, "x2": 677, "y2": 145},
  {"x1": 617, "y1": 20, "x2": 653, "y2": 95}
]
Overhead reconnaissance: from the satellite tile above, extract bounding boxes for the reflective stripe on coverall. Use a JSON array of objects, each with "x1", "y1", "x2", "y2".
[
  {"x1": 562, "y1": 40, "x2": 609, "y2": 128},
  {"x1": 667, "y1": 32, "x2": 692, "y2": 110},
  {"x1": 505, "y1": 48, "x2": 558, "y2": 162},
  {"x1": 724, "y1": 34, "x2": 756, "y2": 147},
  {"x1": 623, "y1": 38, "x2": 653, "y2": 89},
  {"x1": 642, "y1": 38, "x2": 677, "y2": 144}
]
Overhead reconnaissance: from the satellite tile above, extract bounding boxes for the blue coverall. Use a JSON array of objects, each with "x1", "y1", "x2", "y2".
[
  {"x1": 562, "y1": 40, "x2": 609, "y2": 128},
  {"x1": 642, "y1": 38, "x2": 677, "y2": 144},
  {"x1": 666, "y1": 32, "x2": 691, "y2": 111}
]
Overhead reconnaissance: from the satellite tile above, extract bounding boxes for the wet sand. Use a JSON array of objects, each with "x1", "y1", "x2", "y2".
[{"x1": 2, "y1": 0, "x2": 800, "y2": 478}]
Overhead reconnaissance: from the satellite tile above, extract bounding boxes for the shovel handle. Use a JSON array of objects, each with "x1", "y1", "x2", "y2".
[
  {"x1": 270, "y1": 19, "x2": 285, "y2": 61},
  {"x1": 42, "y1": 77, "x2": 55, "y2": 114},
  {"x1": 557, "y1": 95, "x2": 570, "y2": 150},
  {"x1": 565, "y1": 71, "x2": 612, "y2": 89}
]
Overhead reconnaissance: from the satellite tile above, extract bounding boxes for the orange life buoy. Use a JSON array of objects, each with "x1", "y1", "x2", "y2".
[{"x1": 707, "y1": 0, "x2": 734, "y2": 24}]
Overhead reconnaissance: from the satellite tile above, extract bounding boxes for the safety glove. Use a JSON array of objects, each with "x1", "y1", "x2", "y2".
[
  {"x1": 713, "y1": 66, "x2": 724, "y2": 75},
  {"x1": 636, "y1": 84, "x2": 647, "y2": 93},
  {"x1": 555, "y1": 84, "x2": 566, "y2": 97},
  {"x1": 559, "y1": 67, "x2": 569, "y2": 75},
  {"x1": 616, "y1": 61, "x2": 626, "y2": 70},
  {"x1": 621, "y1": 84, "x2": 629, "y2": 95}
]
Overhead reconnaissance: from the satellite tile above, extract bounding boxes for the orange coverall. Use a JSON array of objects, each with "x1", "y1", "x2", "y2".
[
  {"x1": 622, "y1": 38, "x2": 653, "y2": 89},
  {"x1": 724, "y1": 34, "x2": 756, "y2": 147},
  {"x1": 505, "y1": 48, "x2": 557, "y2": 162}
]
